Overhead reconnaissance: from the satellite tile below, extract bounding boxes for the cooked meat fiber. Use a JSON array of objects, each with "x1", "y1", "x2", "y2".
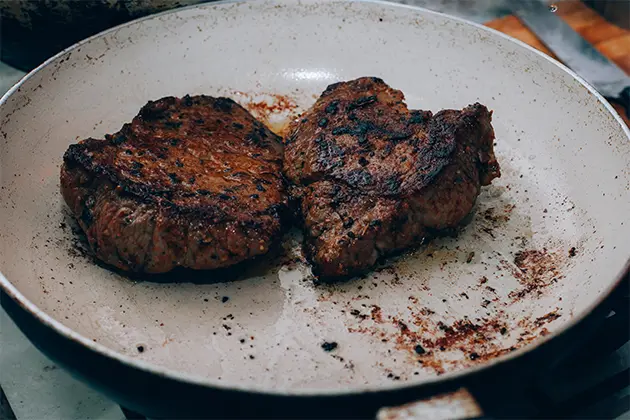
[
  {"x1": 61, "y1": 95, "x2": 287, "y2": 273},
  {"x1": 284, "y1": 77, "x2": 500, "y2": 279}
]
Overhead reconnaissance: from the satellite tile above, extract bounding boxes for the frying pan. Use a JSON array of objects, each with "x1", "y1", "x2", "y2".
[{"x1": 1, "y1": 0, "x2": 629, "y2": 418}]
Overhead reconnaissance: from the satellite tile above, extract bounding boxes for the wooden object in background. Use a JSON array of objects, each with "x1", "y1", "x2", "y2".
[{"x1": 485, "y1": 0, "x2": 630, "y2": 126}]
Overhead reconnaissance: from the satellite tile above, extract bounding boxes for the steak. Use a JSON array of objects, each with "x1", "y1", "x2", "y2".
[
  {"x1": 61, "y1": 95, "x2": 287, "y2": 273},
  {"x1": 284, "y1": 77, "x2": 500, "y2": 279}
]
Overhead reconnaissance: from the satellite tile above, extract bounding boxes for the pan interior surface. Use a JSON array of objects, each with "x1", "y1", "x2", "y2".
[{"x1": 0, "y1": 0, "x2": 629, "y2": 394}]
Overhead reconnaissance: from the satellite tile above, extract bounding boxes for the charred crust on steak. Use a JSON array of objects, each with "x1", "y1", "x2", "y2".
[{"x1": 63, "y1": 95, "x2": 286, "y2": 223}]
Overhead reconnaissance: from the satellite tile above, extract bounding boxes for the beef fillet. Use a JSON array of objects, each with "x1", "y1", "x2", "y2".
[
  {"x1": 283, "y1": 77, "x2": 500, "y2": 279},
  {"x1": 61, "y1": 95, "x2": 287, "y2": 273}
]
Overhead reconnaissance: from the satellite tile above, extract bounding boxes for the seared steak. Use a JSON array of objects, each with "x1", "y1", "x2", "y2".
[
  {"x1": 284, "y1": 77, "x2": 500, "y2": 279},
  {"x1": 61, "y1": 95, "x2": 287, "y2": 273}
]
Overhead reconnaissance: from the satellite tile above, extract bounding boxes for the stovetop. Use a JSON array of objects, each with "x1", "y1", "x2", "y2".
[{"x1": 0, "y1": 1, "x2": 628, "y2": 418}]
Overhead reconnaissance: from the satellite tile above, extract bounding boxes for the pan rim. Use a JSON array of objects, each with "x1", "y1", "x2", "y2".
[{"x1": 1, "y1": 0, "x2": 629, "y2": 397}]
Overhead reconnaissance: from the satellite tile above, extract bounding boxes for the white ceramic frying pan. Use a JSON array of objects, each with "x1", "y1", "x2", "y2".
[{"x1": 1, "y1": 0, "x2": 629, "y2": 418}]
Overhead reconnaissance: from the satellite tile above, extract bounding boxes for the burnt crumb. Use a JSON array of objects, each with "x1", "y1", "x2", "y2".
[
  {"x1": 183, "y1": 95, "x2": 193, "y2": 107},
  {"x1": 175, "y1": 160, "x2": 184, "y2": 168},
  {"x1": 221, "y1": 296, "x2": 229, "y2": 303},
  {"x1": 460, "y1": 292, "x2": 469, "y2": 299},
  {"x1": 479, "y1": 276, "x2": 488, "y2": 285},
  {"x1": 466, "y1": 251, "x2": 475, "y2": 263},
  {"x1": 240, "y1": 338, "x2": 246, "y2": 343},
  {"x1": 358, "y1": 156, "x2": 369, "y2": 166},
  {"x1": 232, "y1": 122, "x2": 244, "y2": 130},
  {"x1": 325, "y1": 100, "x2": 339, "y2": 115},
  {"x1": 301, "y1": 118, "x2": 308, "y2": 123},
  {"x1": 168, "y1": 173, "x2": 180, "y2": 183},
  {"x1": 249, "y1": 355, "x2": 255, "y2": 360},
  {"x1": 256, "y1": 184, "x2": 266, "y2": 192},
  {"x1": 414, "y1": 344, "x2": 426, "y2": 355},
  {"x1": 534, "y1": 312, "x2": 561, "y2": 327},
  {"x1": 469, "y1": 352, "x2": 479, "y2": 360},
  {"x1": 343, "y1": 218, "x2": 355, "y2": 229},
  {"x1": 136, "y1": 345, "x2": 145, "y2": 353},
  {"x1": 321, "y1": 341, "x2": 338, "y2": 352},
  {"x1": 568, "y1": 247, "x2": 577, "y2": 257},
  {"x1": 188, "y1": 176, "x2": 196, "y2": 184},
  {"x1": 219, "y1": 194, "x2": 232, "y2": 200},
  {"x1": 500, "y1": 327, "x2": 507, "y2": 335},
  {"x1": 250, "y1": 194, "x2": 259, "y2": 199},
  {"x1": 347, "y1": 231, "x2": 356, "y2": 239}
]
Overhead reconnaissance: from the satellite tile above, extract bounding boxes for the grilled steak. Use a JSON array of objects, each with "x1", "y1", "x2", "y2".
[
  {"x1": 284, "y1": 77, "x2": 500, "y2": 279},
  {"x1": 61, "y1": 95, "x2": 287, "y2": 273}
]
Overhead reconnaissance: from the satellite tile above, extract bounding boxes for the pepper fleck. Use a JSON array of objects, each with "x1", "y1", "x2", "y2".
[{"x1": 321, "y1": 342, "x2": 338, "y2": 352}]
